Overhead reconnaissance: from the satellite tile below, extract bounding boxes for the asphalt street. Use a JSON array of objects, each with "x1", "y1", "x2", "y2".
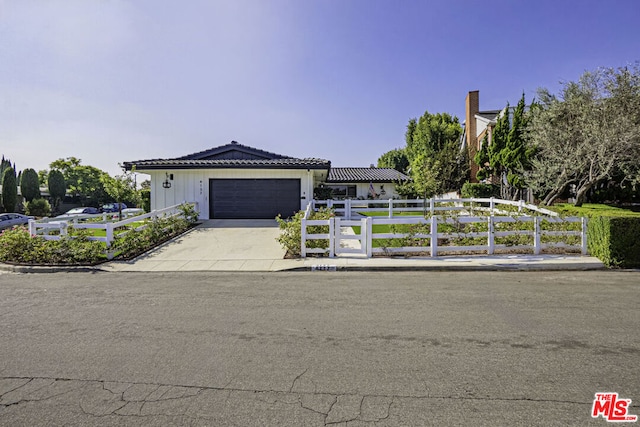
[{"x1": 0, "y1": 270, "x2": 638, "y2": 426}]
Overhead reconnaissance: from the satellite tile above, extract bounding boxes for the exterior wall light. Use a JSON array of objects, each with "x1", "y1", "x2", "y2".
[{"x1": 162, "y1": 172, "x2": 172, "y2": 189}]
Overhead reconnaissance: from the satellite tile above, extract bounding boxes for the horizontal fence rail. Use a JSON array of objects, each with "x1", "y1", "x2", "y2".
[
  {"x1": 312, "y1": 197, "x2": 559, "y2": 219},
  {"x1": 28, "y1": 202, "x2": 198, "y2": 248},
  {"x1": 301, "y1": 199, "x2": 586, "y2": 258}
]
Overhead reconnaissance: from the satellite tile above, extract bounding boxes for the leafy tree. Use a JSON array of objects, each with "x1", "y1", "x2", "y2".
[
  {"x1": 525, "y1": 65, "x2": 640, "y2": 206},
  {"x1": 20, "y1": 168, "x2": 41, "y2": 202},
  {"x1": 38, "y1": 170, "x2": 49, "y2": 186},
  {"x1": 101, "y1": 169, "x2": 139, "y2": 219},
  {"x1": 47, "y1": 169, "x2": 66, "y2": 212},
  {"x1": 404, "y1": 111, "x2": 469, "y2": 198},
  {"x1": 377, "y1": 148, "x2": 409, "y2": 173},
  {"x1": 2, "y1": 167, "x2": 18, "y2": 212},
  {"x1": 49, "y1": 157, "x2": 109, "y2": 205}
]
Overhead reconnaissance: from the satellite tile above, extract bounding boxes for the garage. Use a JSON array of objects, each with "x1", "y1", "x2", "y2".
[{"x1": 209, "y1": 178, "x2": 301, "y2": 219}]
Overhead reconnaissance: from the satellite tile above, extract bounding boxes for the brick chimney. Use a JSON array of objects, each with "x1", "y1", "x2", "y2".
[{"x1": 465, "y1": 91, "x2": 480, "y2": 183}]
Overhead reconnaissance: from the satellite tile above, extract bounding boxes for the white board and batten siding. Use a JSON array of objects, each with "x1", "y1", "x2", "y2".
[
  {"x1": 352, "y1": 182, "x2": 400, "y2": 199},
  {"x1": 148, "y1": 169, "x2": 319, "y2": 220}
]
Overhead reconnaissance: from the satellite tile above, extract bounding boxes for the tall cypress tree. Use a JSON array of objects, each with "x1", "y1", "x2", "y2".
[
  {"x1": 20, "y1": 168, "x2": 41, "y2": 202},
  {"x1": 2, "y1": 167, "x2": 18, "y2": 212}
]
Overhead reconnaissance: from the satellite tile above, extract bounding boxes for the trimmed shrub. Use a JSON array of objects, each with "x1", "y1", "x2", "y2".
[
  {"x1": 461, "y1": 182, "x2": 500, "y2": 199},
  {"x1": 20, "y1": 168, "x2": 41, "y2": 202},
  {"x1": 588, "y1": 217, "x2": 640, "y2": 268},
  {"x1": 24, "y1": 198, "x2": 51, "y2": 217}
]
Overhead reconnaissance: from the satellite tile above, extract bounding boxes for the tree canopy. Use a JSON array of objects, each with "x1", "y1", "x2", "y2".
[
  {"x1": 101, "y1": 169, "x2": 140, "y2": 218},
  {"x1": 49, "y1": 157, "x2": 110, "y2": 205},
  {"x1": 377, "y1": 148, "x2": 409, "y2": 173},
  {"x1": 525, "y1": 65, "x2": 640, "y2": 206},
  {"x1": 377, "y1": 111, "x2": 468, "y2": 198},
  {"x1": 406, "y1": 111, "x2": 468, "y2": 198}
]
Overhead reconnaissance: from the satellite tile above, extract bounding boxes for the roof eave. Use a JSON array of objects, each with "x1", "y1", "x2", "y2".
[{"x1": 124, "y1": 162, "x2": 330, "y2": 171}]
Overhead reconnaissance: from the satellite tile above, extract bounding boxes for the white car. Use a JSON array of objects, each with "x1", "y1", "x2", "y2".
[{"x1": 0, "y1": 213, "x2": 33, "y2": 230}]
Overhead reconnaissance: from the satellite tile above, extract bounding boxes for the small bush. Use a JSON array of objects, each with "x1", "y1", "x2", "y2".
[
  {"x1": 178, "y1": 203, "x2": 199, "y2": 224},
  {"x1": 24, "y1": 198, "x2": 51, "y2": 217},
  {"x1": 276, "y1": 208, "x2": 334, "y2": 257},
  {"x1": 461, "y1": 182, "x2": 500, "y2": 199},
  {"x1": 588, "y1": 216, "x2": 640, "y2": 268}
]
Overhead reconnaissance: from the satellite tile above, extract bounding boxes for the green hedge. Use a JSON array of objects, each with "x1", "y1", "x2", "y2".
[
  {"x1": 460, "y1": 182, "x2": 500, "y2": 199},
  {"x1": 588, "y1": 217, "x2": 640, "y2": 268}
]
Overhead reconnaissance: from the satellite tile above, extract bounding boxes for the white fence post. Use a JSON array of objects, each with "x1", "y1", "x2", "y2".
[
  {"x1": 534, "y1": 216, "x2": 541, "y2": 255},
  {"x1": 490, "y1": 197, "x2": 495, "y2": 215},
  {"x1": 487, "y1": 216, "x2": 494, "y2": 255},
  {"x1": 518, "y1": 199, "x2": 524, "y2": 213},
  {"x1": 345, "y1": 199, "x2": 352, "y2": 220},
  {"x1": 430, "y1": 215, "x2": 438, "y2": 257},
  {"x1": 301, "y1": 217, "x2": 307, "y2": 258},
  {"x1": 60, "y1": 222, "x2": 68, "y2": 236},
  {"x1": 365, "y1": 217, "x2": 373, "y2": 258},
  {"x1": 28, "y1": 219, "x2": 36, "y2": 236},
  {"x1": 105, "y1": 222, "x2": 113, "y2": 248},
  {"x1": 334, "y1": 217, "x2": 341, "y2": 256},
  {"x1": 430, "y1": 197, "x2": 435, "y2": 216},
  {"x1": 328, "y1": 217, "x2": 335, "y2": 258},
  {"x1": 581, "y1": 217, "x2": 588, "y2": 255}
]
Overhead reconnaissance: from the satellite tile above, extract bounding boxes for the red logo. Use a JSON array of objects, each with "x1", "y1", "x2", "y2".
[{"x1": 592, "y1": 393, "x2": 638, "y2": 422}]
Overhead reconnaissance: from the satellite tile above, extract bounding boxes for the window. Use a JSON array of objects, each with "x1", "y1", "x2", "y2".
[{"x1": 326, "y1": 185, "x2": 356, "y2": 199}]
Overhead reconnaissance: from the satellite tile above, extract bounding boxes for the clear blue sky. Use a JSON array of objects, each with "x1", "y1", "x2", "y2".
[{"x1": 1, "y1": 0, "x2": 639, "y2": 177}]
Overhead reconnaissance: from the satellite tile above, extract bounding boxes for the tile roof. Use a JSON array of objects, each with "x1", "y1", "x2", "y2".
[
  {"x1": 124, "y1": 141, "x2": 331, "y2": 170},
  {"x1": 176, "y1": 141, "x2": 290, "y2": 160},
  {"x1": 327, "y1": 167, "x2": 410, "y2": 183}
]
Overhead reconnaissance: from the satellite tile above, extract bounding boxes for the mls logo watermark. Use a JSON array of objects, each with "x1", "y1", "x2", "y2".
[{"x1": 592, "y1": 392, "x2": 638, "y2": 422}]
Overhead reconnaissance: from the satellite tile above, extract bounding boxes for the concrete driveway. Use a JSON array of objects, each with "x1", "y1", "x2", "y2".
[{"x1": 106, "y1": 220, "x2": 299, "y2": 272}]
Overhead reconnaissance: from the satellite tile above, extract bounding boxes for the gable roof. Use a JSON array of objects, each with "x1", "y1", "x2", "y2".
[
  {"x1": 124, "y1": 141, "x2": 331, "y2": 171},
  {"x1": 327, "y1": 167, "x2": 410, "y2": 183}
]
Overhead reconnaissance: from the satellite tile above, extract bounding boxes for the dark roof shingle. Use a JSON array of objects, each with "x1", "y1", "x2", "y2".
[
  {"x1": 124, "y1": 141, "x2": 331, "y2": 170},
  {"x1": 327, "y1": 167, "x2": 410, "y2": 183}
]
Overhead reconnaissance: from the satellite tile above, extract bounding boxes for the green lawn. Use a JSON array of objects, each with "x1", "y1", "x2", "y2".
[{"x1": 356, "y1": 211, "x2": 426, "y2": 217}]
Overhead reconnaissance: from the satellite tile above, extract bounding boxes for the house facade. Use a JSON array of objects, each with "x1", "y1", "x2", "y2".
[{"x1": 124, "y1": 141, "x2": 409, "y2": 220}]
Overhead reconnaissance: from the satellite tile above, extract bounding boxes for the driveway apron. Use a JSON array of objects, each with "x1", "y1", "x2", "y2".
[{"x1": 107, "y1": 220, "x2": 293, "y2": 272}]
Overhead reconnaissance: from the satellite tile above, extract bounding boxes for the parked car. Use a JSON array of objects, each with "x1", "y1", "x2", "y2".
[
  {"x1": 0, "y1": 213, "x2": 33, "y2": 230},
  {"x1": 58, "y1": 207, "x2": 100, "y2": 217},
  {"x1": 101, "y1": 203, "x2": 127, "y2": 213}
]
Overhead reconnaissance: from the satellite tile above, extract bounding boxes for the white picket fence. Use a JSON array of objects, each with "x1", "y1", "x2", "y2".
[
  {"x1": 29, "y1": 202, "x2": 197, "y2": 247},
  {"x1": 311, "y1": 197, "x2": 559, "y2": 219},
  {"x1": 301, "y1": 198, "x2": 586, "y2": 258}
]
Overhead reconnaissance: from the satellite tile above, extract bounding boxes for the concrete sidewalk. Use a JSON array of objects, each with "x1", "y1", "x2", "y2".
[{"x1": 100, "y1": 253, "x2": 604, "y2": 272}]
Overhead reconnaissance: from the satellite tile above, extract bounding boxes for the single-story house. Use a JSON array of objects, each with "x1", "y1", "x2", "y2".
[
  {"x1": 322, "y1": 167, "x2": 409, "y2": 200},
  {"x1": 124, "y1": 141, "x2": 410, "y2": 220}
]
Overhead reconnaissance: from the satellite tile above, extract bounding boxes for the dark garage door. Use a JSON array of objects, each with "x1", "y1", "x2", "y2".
[{"x1": 209, "y1": 179, "x2": 301, "y2": 219}]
